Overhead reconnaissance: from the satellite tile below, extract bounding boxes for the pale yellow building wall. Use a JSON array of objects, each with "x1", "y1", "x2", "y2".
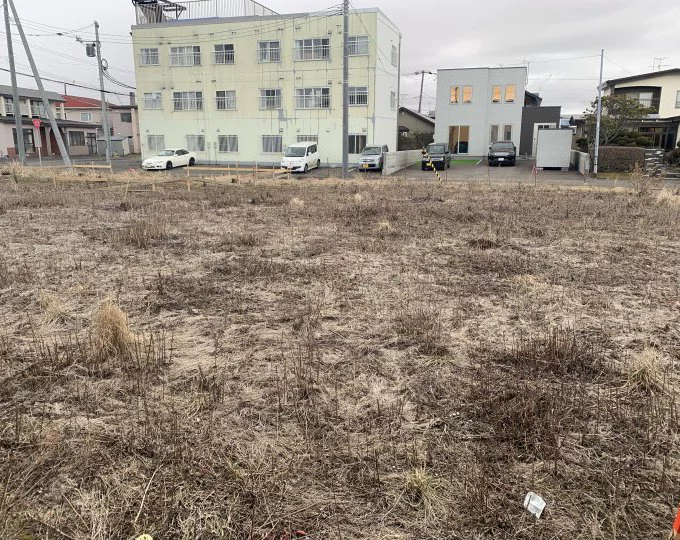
[{"x1": 610, "y1": 74, "x2": 680, "y2": 119}]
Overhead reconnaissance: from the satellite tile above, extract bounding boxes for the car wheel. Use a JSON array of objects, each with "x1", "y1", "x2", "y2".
[
  {"x1": 304, "y1": 164, "x2": 309, "y2": 173},
  {"x1": 421, "y1": 164, "x2": 426, "y2": 171},
  {"x1": 166, "y1": 161, "x2": 173, "y2": 170},
  {"x1": 189, "y1": 157, "x2": 195, "y2": 166},
  {"x1": 316, "y1": 160, "x2": 320, "y2": 170}
]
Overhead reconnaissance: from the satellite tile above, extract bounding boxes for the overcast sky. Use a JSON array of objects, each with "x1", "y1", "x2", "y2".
[{"x1": 3, "y1": 0, "x2": 678, "y2": 114}]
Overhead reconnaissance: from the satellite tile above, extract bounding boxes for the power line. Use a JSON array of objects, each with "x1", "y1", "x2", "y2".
[{"x1": 0, "y1": 66, "x2": 135, "y2": 96}]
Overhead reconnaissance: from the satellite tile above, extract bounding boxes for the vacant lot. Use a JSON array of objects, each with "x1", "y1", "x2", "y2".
[{"x1": 1, "y1": 171, "x2": 679, "y2": 539}]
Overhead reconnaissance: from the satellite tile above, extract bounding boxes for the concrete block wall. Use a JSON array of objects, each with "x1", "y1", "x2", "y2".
[{"x1": 382, "y1": 149, "x2": 422, "y2": 175}]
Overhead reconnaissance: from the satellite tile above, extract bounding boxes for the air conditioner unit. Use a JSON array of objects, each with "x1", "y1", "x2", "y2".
[
  {"x1": 362, "y1": 128, "x2": 367, "y2": 133},
  {"x1": 279, "y1": 128, "x2": 284, "y2": 133},
  {"x1": 327, "y1": 80, "x2": 332, "y2": 85}
]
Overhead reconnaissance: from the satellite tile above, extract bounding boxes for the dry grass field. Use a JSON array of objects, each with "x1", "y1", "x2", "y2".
[{"x1": 1, "y1": 169, "x2": 680, "y2": 539}]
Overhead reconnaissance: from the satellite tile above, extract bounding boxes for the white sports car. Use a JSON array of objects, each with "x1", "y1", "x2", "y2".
[{"x1": 142, "y1": 149, "x2": 197, "y2": 170}]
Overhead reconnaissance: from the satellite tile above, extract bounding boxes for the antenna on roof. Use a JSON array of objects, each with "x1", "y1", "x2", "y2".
[{"x1": 650, "y1": 57, "x2": 671, "y2": 72}]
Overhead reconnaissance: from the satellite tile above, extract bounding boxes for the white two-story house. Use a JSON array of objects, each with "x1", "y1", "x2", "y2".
[
  {"x1": 603, "y1": 68, "x2": 680, "y2": 150},
  {"x1": 131, "y1": 0, "x2": 400, "y2": 165},
  {"x1": 434, "y1": 67, "x2": 526, "y2": 157}
]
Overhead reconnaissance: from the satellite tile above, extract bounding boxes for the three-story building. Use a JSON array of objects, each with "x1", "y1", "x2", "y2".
[{"x1": 131, "y1": 0, "x2": 401, "y2": 165}]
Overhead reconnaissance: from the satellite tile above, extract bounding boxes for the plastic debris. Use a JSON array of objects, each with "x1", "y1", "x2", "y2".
[
  {"x1": 136, "y1": 535, "x2": 154, "y2": 540},
  {"x1": 523, "y1": 491, "x2": 546, "y2": 519}
]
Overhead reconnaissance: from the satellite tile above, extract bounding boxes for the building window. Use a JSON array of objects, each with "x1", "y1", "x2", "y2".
[
  {"x1": 120, "y1": 112, "x2": 132, "y2": 123},
  {"x1": 110, "y1": 127, "x2": 114, "y2": 136},
  {"x1": 295, "y1": 38, "x2": 330, "y2": 61},
  {"x1": 214, "y1": 44, "x2": 235, "y2": 64},
  {"x1": 391, "y1": 44, "x2": 398, "y2": 67},
  {"x1": 492, "y1": 85, "x2": 502, "y2": 103},
  {"x1": 218, "y1": 135, "x2": 238, "y2": 153},
  {"x1": 4, "y1": 98, "x2": 13, "y2": 115},
  {"x1": 676, "y1": 90, "x2": 680, "y2": 108},
  {"x1": 349, "y1": 86, "x2": 368, "y2": 106},
  {"x1": 390, "y1": 91, "x2": 397, "y2": 110},
  {"x1": 258, "y1": 41, "x2": 280, "y2": 62},
  {"x1": 216, "y1": 90, "x2": 237, "y2": 110},
  {"x1": 449, "y1": 125, "x2": 470, "y2": 154},
  {"x1": 173, "y1": 91, "x2": 203, "y2": 111},
  {"x1": 503, "y1": 124, "x2": 513, "y2": 141},
  {"x1": 490, "y1": 124, "x2": 499, "y2": 143},
  {"x1": 348, "y1": 134, "x2": 367, "y2": 154},
  {"x1": 13, "y1": 128, "x2": 35, "y2": 153},
  {"x1": 262, "y1": 135, "x2": 282, "y2": 153},
  {"x1": 68, "y1": 131, "x2": 85, "y2": 146},
  {"x1": 147, "y1": 135, "x2": 165, "y2": 152},
  {"x1": 505, "y1": 85, "x2": 516, "y2": 103},
  {"x1": 463, "y1": 86, "x2": 473, "y2": 103},
  {"x1": 259, "y1": 88, "x2": 282, "y2": 109},
  {"x1": 170, "y1": 46, "x2": 201, "y2": 66},
  {"x1": 348, "y1": 36, "x2": 369, "y2": 56},
  {"x1": 295, "y1": 87, "x2": 330, "y2": 109},
  {"x1": 450, "y1": 86, "x2": 460, "y2": 104},
  {"x1": 30, "y1": 101, "x2": 46, "y2": 118},
  {"x1": 297, "y1": 134, "x2": 319, "y2": 143},
  {"x1": 140, "y1": 48, "x2": 159, "y2": 66},
  {"x1": 80, "y1": 112, "x2": 92, "y2": 122},
  {"x1": 143, "y1": 92, "x2": 162, "y2": 109},
  {"x1": 186, "y1": 135, "x2": 205, "y2": 152}
]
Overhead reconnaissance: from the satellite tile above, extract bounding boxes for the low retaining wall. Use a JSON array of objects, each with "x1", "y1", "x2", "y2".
[
  {"x1": 382, "y1": 150, "x2": 422, "y2": 176},
  {"x1": 570, "y1": 150, "x2": 590, "y2": 177}
]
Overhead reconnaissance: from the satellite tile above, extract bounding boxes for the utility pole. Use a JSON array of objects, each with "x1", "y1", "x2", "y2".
[
  {"x1": 95, "y1": 21, "x2": 112, "y2": 163},
  {"x1": 9, "y1": 0, "x2": 70, "y2": 166},
  {"x1": 4, "y1": 0, "x2": 25, "y2": 164},
  {"x1": 594, "y1": 48, "x2": 604, "y2": 176},
  {"x1": 415, "y1": 70, "x2": 433, "y2": 114},
  {"x1": 341, "y1": 0, "x2": 349, "y2": 178}
]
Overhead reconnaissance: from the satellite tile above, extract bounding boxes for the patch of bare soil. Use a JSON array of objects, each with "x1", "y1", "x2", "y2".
[{"x1": 1, "y1": 171, "x2": 680, "y2": 538}]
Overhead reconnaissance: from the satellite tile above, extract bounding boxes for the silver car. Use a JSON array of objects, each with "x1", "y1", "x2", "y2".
[{"x1": 358, "y1": 145, "x2": 389, "y2": 172}]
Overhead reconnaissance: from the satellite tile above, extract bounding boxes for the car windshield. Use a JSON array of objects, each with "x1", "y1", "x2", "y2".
[
  {"x1": 157, "y1": 150, "x2": 175, "y2": 156},
  {"x1": 491, "y1": 143, "x2": 514, "y2": 152},
  {"x1": 427, "y1": 144, "x2": 446, "y2": 154},
  {"x1": 362, "y1": 147, "x2": 382, "y2": 156},
  {"x1": 285, "y1": 147, "x2": 306, "y2": 157}
]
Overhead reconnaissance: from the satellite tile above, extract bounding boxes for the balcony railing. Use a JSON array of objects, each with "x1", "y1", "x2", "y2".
[
  {"x1": 214, "y1": 50, "x2": 235, "y2": 64},
  {"x1": 639, "y1": 97, "x2": 660, "y2": 113},
  {"x1": 294, "y1": 45, "x2": 330, "y2": 61},
  {"x1": 133, "y1": 0, "x2": 277, "y2": 25},
  {"x1": 216, "y1": 96, "x2": 237, "y2": 110},
  {"x1": 259, "y1": 96, "x2": 281, "y2": 109}
]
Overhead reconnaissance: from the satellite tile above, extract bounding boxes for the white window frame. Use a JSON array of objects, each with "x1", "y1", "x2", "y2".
[
  {"x1": 297, "y1": 134, "x2": 319, "y2": 143},
  {"x1": 391, "y1": 44, "x2": 398, "y2": 67},
  {"x1": 463, "y1": 86, "x2": 473, "y2": 104},
  {"x1": 295, "y1": 87, "x2": 330, "y2": 109},
  {"x1": 676, "y1": 90, "x2": 680, "y2": 108},
  {"x1": 80, "y1": 112, "x2": 92, "y2": 122},
  {"x1": 450, "y1": 86, "x2": 460, "y2": 104},
  {"x1": 214, "y1": 44, "x2": 235, "y2": 64},
  {"x1": 140, "y1": 48, "x2": 159, "y2": 66},
  {"x1": 186, "y1": 135, "x2": 205, "y2": 152},
  {"x1": 173, "y1": 91, "x2": 203, "y2": 111},
  {"x1": 215, "y1": 90, "x2": 237, "y2": 110},
  {"x1": 492, "y1": 85, "x2": 502, "y2": 104},
  {"x1": 294, "y1": 38, "x2": 330, "y2": 61},
  {"x1": 348, "y1": 134, "x2": 367, "y2": 154},
  {"x1": 348, "y1": 36, "x2": 369, "y2": 56},
  {"x1": 490, "y1": 124, "x2": 499, "y2": 143},
  {"x1": 390, "y1": 91, "x2": 397, "y2": 110},
  {"x1": 259, "y1": 88, "x2": 282, "y2": 110},
  {"x1": 262, "y1": 135, "x2": 282, "y2": 153},
  {"x1": 68, "y1": 131, "x2": 85, "y2": 146},
  {"x1": 348, "y1": 86, "x2": 368, "y2": 106},
  {"x1": 505, "y1": 84, "x2": 516, "y2": 103},
  {"x1": 170, "y1": 46, "x2": 201, "y2": 66},
  {"x1": 503, "y1": 124, "x2": 513, "y2": 141},
  {"x1": 258, "y1": 41, "x2": 281, "y2": 63},
  {"x1": 147, "y1": 135, "x2": 165, "y2": 152},
  {"x1": 218, "y1": 135, "x2": 239, "y2": 153},
  {"x1": 4, "y1": 98, "x2": 13, "y2": 115},
  {"x1": 143, "y1": 92, "x2": 163, "y2": 110}
]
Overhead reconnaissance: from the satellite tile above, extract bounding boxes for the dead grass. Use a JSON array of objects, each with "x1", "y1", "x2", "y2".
[{"x1": 1, "y1": 174, "x2": 680, "y2": 538}]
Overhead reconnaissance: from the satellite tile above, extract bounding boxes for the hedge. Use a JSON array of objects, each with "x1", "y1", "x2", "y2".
[{"x1": 598, "y1": 146, "x2": 646, "y2": 173}]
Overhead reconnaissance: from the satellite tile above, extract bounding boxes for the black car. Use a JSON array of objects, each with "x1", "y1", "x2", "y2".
[
  {"x1": 422, "y1": 143, "x2": 451, "y2": 170},
  {"x1": 487, "y1": 141, "x2": 516, "y2": 166}
]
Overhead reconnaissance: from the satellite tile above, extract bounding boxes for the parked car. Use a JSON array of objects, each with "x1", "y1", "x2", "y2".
[
  {"x1": 422, "y1": 143, "x2": 451, "y2": 170},
  {"x1": 142, "y1": 149, "x2": 196, "y2": 170},
  {"x1": 358, "y1": 144, "x2": 389, "y2": 171},
  {"x1": 487, "y1": 141, "x2": 516, "y2": 166},
  {"x1": 281, "y1": 142, "x2": 320, "y2": 173}
]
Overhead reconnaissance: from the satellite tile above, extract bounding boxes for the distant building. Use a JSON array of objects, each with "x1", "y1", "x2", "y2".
[
  {"x1": 0, "y1": 85, "x2": 98, "y2": 158},
  {"x1": 519, "y1": 91, "x2": 561, "y2": 157},
  {"x1": 603, "y1": 68, "x2": 680, "y2": 150},
  {"x1": 131, "y1": 0, "x2": 401, "y2": 164},
  {"x1": 62, "y1": 94, "x2": 140, "y2": 154},
  {"x1": 398, "y1": 107, "x2": 435, "y2": 137},
  {"x1": 434, "y1": 67, "x2": 526, "y2": 157}
]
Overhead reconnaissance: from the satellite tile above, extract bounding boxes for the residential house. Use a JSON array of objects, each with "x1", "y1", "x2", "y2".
[
  {"x1": 0, "y1": 85, "x2": 99, "y2": 158},
  {"x1": 603, "y1": 68, "x2": 680, "y2": 150},
  {"x1": 398, "y1": 107, "x2": 435, "y2": 138},
  {"x1": 131, "y1": 0, "x2": 400, "y2": 164},
  {"x1": 520, "y1": 91, "x2": 561, "y2": 157},
  {"x1": 434, "y1": 67, "x2": 526, "y2": 157},
  {"x1": 62, "y1": 94, "x2": 140, "y2": 154}
]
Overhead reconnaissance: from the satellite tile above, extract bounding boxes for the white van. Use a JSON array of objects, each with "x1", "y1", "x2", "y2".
[{"x1": 281, "y1": 142, "x2": 320, "y2": 173}]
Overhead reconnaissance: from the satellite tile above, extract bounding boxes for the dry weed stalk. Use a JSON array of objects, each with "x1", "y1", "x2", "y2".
[
  {"x1": 625, "y1": 347, "x2": 665, "y2": 394},
  {"x1": 37, "y1": 290, "x2": 71, "y2": 325},
  {"x1": 92, "y1": 298, "x2": 134, "y2": 360}
]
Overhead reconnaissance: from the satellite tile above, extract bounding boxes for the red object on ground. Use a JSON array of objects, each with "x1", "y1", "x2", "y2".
[{"x1": 674, "y1": 504, "x2": 680, "y2": 532}]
